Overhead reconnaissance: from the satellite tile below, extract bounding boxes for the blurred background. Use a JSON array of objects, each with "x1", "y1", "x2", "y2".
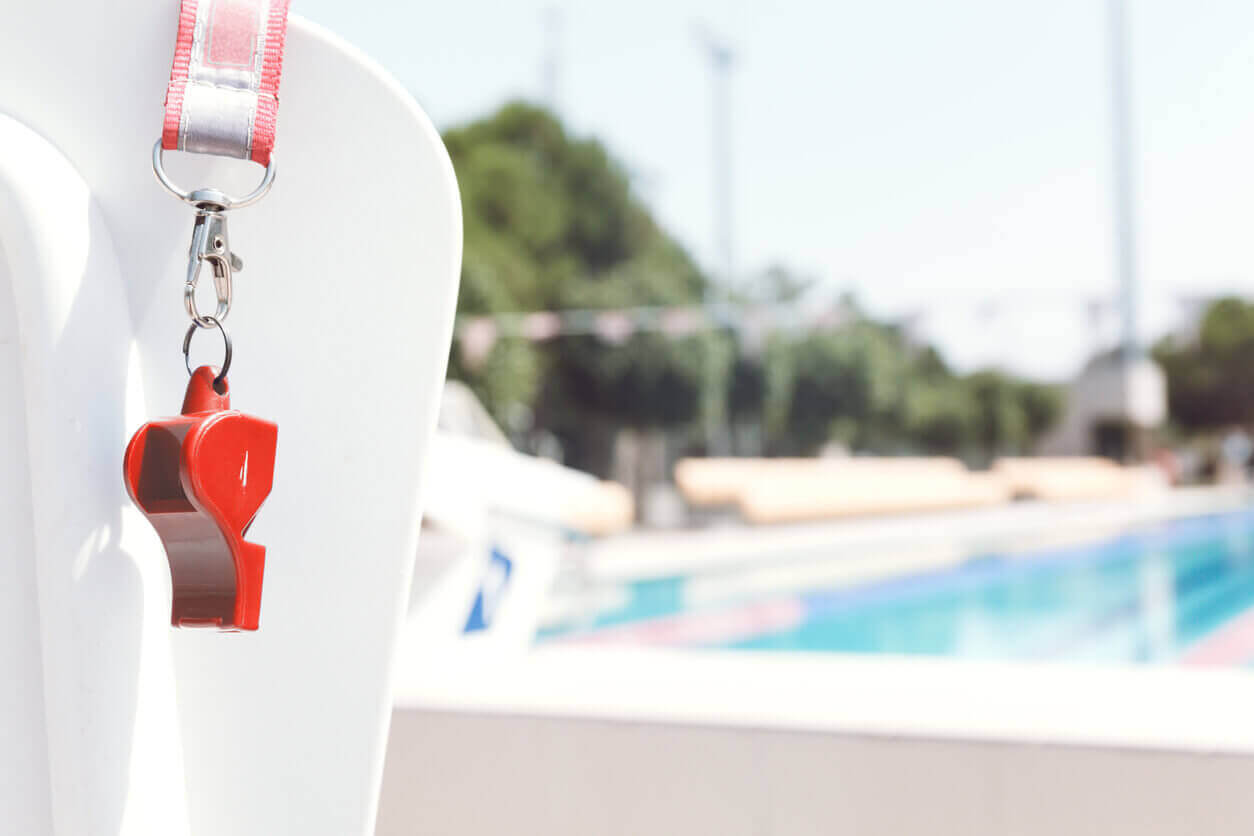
[
  {"x1": 298, "y1": 0, "x2": 1254, "y2": 662},
  {"x1": 297, "y1": 0, "x2": 1254, "y2": 667},
  {"x1": 287, "y1": 2, "x2": 1254, "y2": 831},
  {"x1": 301, "y1": 0, "x2": 1254, "y2": 501}
]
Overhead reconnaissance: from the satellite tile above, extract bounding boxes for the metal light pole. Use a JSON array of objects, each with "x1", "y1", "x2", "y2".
[
  {"x1": 1109, "y1": 0, "x2": 1138, "y2": 363},
  {"x1": 694, "y1": 26, "x2": 737, "y2": 455},
  {"x1": 694, "y1": 27, "x2": 736, "y2": 291}
]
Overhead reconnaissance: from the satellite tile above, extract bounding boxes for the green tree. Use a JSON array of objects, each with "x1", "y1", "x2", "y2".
[
  {"x1": 762, "y1": 313, "x2": 917, "y2": 455},
  {"x1": 1154, "y1": 297, "x2": 1254, "y2": 429},
  {"x1": 904, "y1": 381, "x2": 975, "y2": 454},
  {"x1": 963, "y1": 371, "x2": 1028, "y2": 459},
  {"x1": 444, "y1": 102, "x2": 728, "y2": 470},
  {"x1": 756, "y1": 295, "x2": 1061, "y2": 459},
  {"x1": 1016, "y1": 380, "x2": 1064, "y2": 440}
]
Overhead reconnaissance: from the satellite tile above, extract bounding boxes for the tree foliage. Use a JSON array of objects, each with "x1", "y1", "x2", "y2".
[
  {"x1": 445, "y1": 102, "x2": 729, "y2": 470},
  {"x1": 754, "y1": 304, "x2": 1062, "y2": 459},
  {"x1": 1154, "y1": 297, "x2": 1254, "y2": 429}
]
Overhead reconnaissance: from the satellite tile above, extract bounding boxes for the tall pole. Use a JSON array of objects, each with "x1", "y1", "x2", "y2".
[
  {"x1": 694, "y1": 27, "x2": 736, "y2": 455},
  {"x1": 1109, "y1": 0, "x2": 1138, "y2": 363},
  {"x1": 696, "y1": 30, "x2": 736, "y2": 291}
]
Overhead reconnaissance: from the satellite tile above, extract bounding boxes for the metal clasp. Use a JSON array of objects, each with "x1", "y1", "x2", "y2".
[{"x1": 185, "y1": 200, "x2": 243, "y2": 328}]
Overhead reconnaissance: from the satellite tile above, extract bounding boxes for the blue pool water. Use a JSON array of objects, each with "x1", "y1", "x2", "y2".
[{"x1": 540, "y1": 509, "x2": 1254, "y2": 666}]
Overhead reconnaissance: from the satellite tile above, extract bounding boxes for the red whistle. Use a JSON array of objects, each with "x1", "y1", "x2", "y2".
[{"x1": 124, "y1": 366, "x2": 278, "y2": 631}]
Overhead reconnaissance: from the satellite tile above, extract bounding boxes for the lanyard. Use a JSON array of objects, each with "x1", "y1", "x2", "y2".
[
  {"x1": 151, "y1": 0, "x2": 294, "y2": 380},
  {"x1": 163, "y1": 0, "x2": 291, "y2": 165}
]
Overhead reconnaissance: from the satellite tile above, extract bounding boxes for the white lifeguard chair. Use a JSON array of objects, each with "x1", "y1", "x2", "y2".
[{"x1": 0, "y1": 2, "x2": 461, "y2": 833}]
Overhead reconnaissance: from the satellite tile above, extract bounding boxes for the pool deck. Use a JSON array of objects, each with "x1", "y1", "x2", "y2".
[{"x1": 387, "y1": 646, "x2": 1254, "y2": 835}]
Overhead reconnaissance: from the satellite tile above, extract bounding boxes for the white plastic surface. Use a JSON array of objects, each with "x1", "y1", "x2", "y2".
[{"x1": 0, "y1": 2, "x2": 461, "y2": 833}]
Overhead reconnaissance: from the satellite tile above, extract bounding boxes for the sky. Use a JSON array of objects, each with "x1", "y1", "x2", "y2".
[{"x1": 299, "y1": 0, "x2": 1254, "y2": 380}]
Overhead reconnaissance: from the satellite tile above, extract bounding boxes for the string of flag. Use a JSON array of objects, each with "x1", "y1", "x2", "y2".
[
  {"x1": 454, "y1": 291, "x2": 1145, "y2": 369},
  {"x1": 454, "y1": 302, "x2": 856, "y2": 368}
]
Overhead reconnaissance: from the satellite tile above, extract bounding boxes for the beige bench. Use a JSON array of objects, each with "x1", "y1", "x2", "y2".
[
  {"x1": 991, "y1": 457, "x2": 1136, "y2": 502},
  {"x1": 675, "y1": 457, "x2": 1007, "y2": 523},
  {"x1": 675, "y1": 457, "x2": 969, "y2": 508},
  {"x1": 736, "y1": 464, "x2": 1007, "y2": 524}
]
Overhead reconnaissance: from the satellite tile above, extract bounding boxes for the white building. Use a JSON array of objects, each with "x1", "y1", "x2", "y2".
[{"x1": 1037, "y1": 352, "x2": 1167, "y2": 460}]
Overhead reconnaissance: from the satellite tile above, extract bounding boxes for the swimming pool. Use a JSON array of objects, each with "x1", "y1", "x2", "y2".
[{"x1": 539, "y1": 508, "x2": 1254, "y2": 666}]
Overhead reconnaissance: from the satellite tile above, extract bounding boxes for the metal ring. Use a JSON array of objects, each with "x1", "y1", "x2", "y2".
[
  {"x1": 153, "y1": 140, "x2": 276, "y2": 209},
  {"x1": 183, "y1": 316, "x2": 233, "y2": 387}
]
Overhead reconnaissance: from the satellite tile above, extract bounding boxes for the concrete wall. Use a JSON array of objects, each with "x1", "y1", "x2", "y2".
[{"x1": 378, "y1": 709, "x2": 1254, "y2": 836}]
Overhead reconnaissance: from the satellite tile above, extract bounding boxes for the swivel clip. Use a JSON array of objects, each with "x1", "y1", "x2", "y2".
[{"x1": 185, "y1": 201, "x2": 243, "y2": 328}]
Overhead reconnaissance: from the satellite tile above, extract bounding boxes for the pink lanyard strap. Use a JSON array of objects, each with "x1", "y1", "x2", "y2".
[{"x1": 162, "y1": 0, "x2": 292, "y2": 166}]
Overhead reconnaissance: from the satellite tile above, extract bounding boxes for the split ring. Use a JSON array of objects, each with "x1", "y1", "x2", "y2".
[
  {"x1": 183, "y1": 316, "x2": 233, "y2": 388},
  {"x1": 153, "y1": 141, "x2": 276, "y2": 209}
]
